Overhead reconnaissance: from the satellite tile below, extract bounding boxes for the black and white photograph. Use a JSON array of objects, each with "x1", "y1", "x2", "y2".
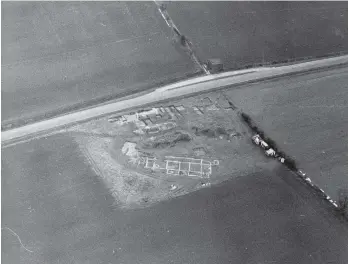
[{"x1": 1, "y1": 1, "x2": 348, "y2": 263}]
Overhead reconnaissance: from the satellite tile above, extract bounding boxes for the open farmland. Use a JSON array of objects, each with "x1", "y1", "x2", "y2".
[
  {"x1": 2, "y1": 94, "x2": 348, "y2": 263},
  {"x1": 2, "y1": 2, "x2": 348, "y2": 128},
  {"x1": 225, "y1": 65, "x2": 348, "y2": 201},
  {"x1": 1, "y1": 1, "x2": 197, "y2": 125},
  {"x1": 166, "y1": 1, "x2": 348, "y2": 69},
  {"x1": 2, "y1": 2, "x2": 348, "y2": 262}
]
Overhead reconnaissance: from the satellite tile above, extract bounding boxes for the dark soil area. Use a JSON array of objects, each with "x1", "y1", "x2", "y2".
[{"x1": 142, "y1": 130, "x2": 192, "y2": 149}]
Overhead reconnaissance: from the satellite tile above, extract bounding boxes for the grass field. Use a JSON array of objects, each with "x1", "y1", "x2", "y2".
[
  {"x1": 1, "y1": 2, "x2": 197, "y2": 123},
  {"x1": 3, "y1": 3, "x2": 348, "y2": 262},
  {"x1": 225, "y1": 66, "x2": 348, "y2": 200},
  {"x1": 2, "y1": 2, "x2": 348, "y2": 127},
  {"x1": 3, "y1": 66, "x2": 348, "y2": 262},
  {"x1": 2, "y1": 132, "x2": 348, "y2": 263},
  {"x1": 166, "y1": 1, "x2": 348, "y2": 69}
]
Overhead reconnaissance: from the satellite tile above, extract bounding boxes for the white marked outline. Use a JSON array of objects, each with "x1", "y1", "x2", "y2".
[{"x1": 143, "y1": 155, "x2": 218, "y2": 178}]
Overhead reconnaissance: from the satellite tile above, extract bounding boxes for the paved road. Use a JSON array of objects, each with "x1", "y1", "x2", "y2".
[
  {"x1": 3, "y1": 2, "x2": 348, "y2": 128},
  {"x1": 3, "y1": 56, "x2": 347, "y2": 144},
  {"x1": 225, "y1": 66, "x2": 348, "y2": 200},
  {"x1": 2, "y1": 133, "x2": 348, "y2": 264},
  {"x1": 1, "y1": 2, "x2": 197, "y2": 124},
  {"x1": 166, "y1": 2, "x2": 348, "y2": 69}
]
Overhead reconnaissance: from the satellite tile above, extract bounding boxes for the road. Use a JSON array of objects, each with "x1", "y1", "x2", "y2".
[
  {"x1": 2, "y1": 133, "x2": 348, "y2": 264},
  {"x1": 1, "y1": 2, "x2": 197, "y2": 125},
  {"x1": 225, "y1": 65, "x2": 348, "y2": 200},
  {"x1": 2, "y1": 3, "x2": 348, "y2": 262},
  {"x1": 3, "y1": 56, "x2": 348, "y2": 145},
  {"x1": 166, "y1": 1, "x2": 348, "y2": 69},
  {"x1": 2, "y1": 2, "x2": 348, "y2": 128}
]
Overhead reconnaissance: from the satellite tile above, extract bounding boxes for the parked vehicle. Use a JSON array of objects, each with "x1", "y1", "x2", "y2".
[
  {"x1": 252, "y1": 134, "x2": 276, "y2": 157},
  {"x1": 265, "y1": 148, "x2": 276, "y2": 157}
]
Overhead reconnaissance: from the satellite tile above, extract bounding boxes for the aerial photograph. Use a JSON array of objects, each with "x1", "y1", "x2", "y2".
[{"x1": 1, "y1": 1, "x2": 348, "y2": 263}]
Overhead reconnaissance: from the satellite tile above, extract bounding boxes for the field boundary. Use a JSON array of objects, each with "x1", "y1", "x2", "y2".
[{"x1": 239, "y1": 112, "x2": 348, "y2": 220}]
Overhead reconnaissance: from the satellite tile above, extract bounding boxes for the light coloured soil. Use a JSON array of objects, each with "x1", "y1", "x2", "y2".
[{"x1": 69, "y1": 90, "x2": 274, "y2": 208}]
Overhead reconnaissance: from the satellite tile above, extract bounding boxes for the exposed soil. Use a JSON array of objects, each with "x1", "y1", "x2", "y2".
[
  {"x1": 69, "y1": 90, "x2": 272, "y2": 208},
  {"x1": 142, "y1": 130, "x2": 192, "y2": 149}
]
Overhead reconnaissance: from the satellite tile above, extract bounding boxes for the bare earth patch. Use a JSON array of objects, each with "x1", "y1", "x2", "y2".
[
  {"x1": 74, "y1": 135, "x2": 187, "y2": 209},
  {"x1": 69, "y1": 91, "x2": 274, "y2": 209}
]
